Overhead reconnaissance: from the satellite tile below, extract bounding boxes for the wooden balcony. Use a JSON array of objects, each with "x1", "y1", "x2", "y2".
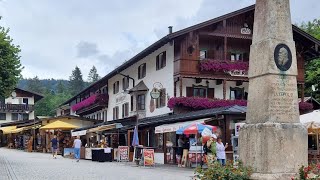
[
  {"x1": 75, "y1": 94, "x2": 108, "y2": 116},
  {"x1": 0, "y1": 104, "x2": 34, "y2": 112}
]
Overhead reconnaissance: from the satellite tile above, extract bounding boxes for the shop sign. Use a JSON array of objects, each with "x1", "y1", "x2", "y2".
[
  {"x1": 71, "y1": 130, "x2": 87, "y2": 137},
  {"x1": 116, "y1": 93, "x2": 127, "y2": 104},
  {"x1": 235, "y1": 123, "x2": 245, "y2": 136},
  {"x1": 241, "y1": 27, "x2": 251, "y2": 35},
  {"x1": 226, "y1": 70, "x2": 248, "y2": 77},
  {"x1": 118, "y1": 146, "x2": 129, "y2": 162},
  {"x1": 143, "y1": 149, "x2": 155, "y2": 166}
]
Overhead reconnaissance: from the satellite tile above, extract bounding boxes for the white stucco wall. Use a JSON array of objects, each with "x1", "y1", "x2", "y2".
[
  {"x1": 5, "y1": 96, "x2": 35, "y2": 105},
  {"x1": 107, "y1": 43, "x2": 174, "y2": 121},
  {"x1": 0, "y1": 112, "x2": 35, "y2": 124}
]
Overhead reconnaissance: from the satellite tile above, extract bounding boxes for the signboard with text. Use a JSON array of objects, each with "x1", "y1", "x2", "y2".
[
  {"x1": 118, "y1": 146, "x2": 129, "y2": 162},
  {"x1": 143, "y1": 149, "x2": 155, "y2": 166}
]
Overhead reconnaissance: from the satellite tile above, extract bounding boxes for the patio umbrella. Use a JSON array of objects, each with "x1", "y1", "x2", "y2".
[
  {"x1": 132, "y1": 126, "x2": 139, "y2": 146},
  {"x1": 176, "y1": 123, "x2": 214, "y2": 167},
  {"x1": 176, "y1": 123, "x2": 213, "y2": 135}
]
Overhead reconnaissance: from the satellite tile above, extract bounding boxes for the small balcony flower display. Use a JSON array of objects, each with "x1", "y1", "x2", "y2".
[
  {"x1": 71, "y1": 95, "x2": 97, "y2": 112},
  {"x1": 167, "y1": 96, "x2": 247, "y2": 110},
  {"x1": 299, "y1": 102, "x2": 314, "y2": 112},
  {"x1": 199, "y1": 59, "x2": 249, "y2": 72}
]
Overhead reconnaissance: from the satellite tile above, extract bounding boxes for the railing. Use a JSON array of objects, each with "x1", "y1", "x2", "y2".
[{"x1": 0, "y1": 104, "x2": 34, "y2": 112}]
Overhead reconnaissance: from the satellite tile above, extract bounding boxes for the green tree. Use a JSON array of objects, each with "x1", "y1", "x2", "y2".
[
  {"x1": 0, "y1": 17, "x2": 23, "y2": 98},
  {"x1": 69, "y1": 66, "x2": 84, "y2": 96},
  {"x1": 88, "y1": 66, "x2": 100, "y2": 83},
  {"x1": 26, "y1": 76, "x2": 44, "y2": 94},
  {"x1": 56, "y1": 80, "x2": 66, "y2": 94},
  {"x1": 300, "y1": 19, "x2": 320, "y2": 100}
]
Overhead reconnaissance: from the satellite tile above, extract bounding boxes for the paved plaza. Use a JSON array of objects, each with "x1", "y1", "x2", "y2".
[{"x1": 0, "y1": 148, "x2": 194, "y2": 180}]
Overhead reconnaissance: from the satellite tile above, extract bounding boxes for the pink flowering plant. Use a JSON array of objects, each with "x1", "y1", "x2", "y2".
[
  {"x1": 199, "y1": 59, "x2": 249, "y2": 72},
  {"x1": 167, "y1": 96, "x2": 247, "y2": 110},
  {"x1": 71, "y1": 95, "x2": 97, "y2": 112},
  {"x1": 299, "y1": 102, "x2": 314, "y2": 111},
  {"x1": 292, "y1": 164, "x2": 320, "y2": 180}
]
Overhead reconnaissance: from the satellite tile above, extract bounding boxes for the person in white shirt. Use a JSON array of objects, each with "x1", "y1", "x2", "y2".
[
  {"x1": 73, "y1": 136, "x2": 82, "y2": 162},
  {"x1": 216, "y1": 137, "x2": 228, "y2": 166}
]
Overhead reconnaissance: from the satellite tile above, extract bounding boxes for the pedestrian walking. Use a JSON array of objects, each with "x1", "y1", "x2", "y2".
[
  {"x1": 205, "y1": 134, "x2": 217, "y2": 166},
  {"x1": 73, "y1": 136, "x2": 82, "y2": 162},
  {"x1": 51, "y1": 135, "x2": 58, "y2": 159},
  {"x1": 177, "y1": 135, "x2": 185, "y2": 167},
  {"x1": 216, "y1": 137, "x2": 228, "y2": 166}
]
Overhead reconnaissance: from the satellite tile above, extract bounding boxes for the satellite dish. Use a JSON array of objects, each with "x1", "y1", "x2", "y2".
[
  {"x1": 11, "y1": 91, "x2": 17, "y2": 98},
  {"x1": 312, "y1": 85, "x2": 316, "y2": 92}
]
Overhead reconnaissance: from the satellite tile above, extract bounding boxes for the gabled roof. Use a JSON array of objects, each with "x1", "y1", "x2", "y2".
[
  {"x1": 128, "y1": 81, "x2": 149, "y2": 93},
  {"x1": 14, "y1": 88, "x2": 44, "y2": 102},
  {"x1": 61, "y1": 4, "x2": 320, "y2": 106}
]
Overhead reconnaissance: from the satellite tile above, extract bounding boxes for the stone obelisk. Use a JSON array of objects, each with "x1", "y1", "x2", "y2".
[{"x1": 239, "y1": 0, "x2": 307, "y2": 179}]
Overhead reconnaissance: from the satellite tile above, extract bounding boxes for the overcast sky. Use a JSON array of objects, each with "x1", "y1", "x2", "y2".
[{"x1": 0, "y1": 0, "x2": 319, "y2": 80}]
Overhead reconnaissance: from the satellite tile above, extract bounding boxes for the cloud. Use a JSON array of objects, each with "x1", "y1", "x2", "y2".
[
  {"x1": 76, "y1": 41, "x2": 99, "y2": 58},
  {"x1": 0, "y1": 0, "x2": 319, "y2": 80}
]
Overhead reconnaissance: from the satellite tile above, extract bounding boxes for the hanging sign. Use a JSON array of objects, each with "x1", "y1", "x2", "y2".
[
  {"x1": 143, "y1": 149, "x2": 155, "y2": 166},
  {"x1": 241, "y1": 28, "x2": 251, "y2": 35},
  {"x1": 118, "y1": 146, "x2": 129, "y2": 162}
]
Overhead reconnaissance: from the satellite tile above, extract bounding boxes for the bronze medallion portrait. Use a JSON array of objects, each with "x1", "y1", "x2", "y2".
[{"x1": 274, "y1": 44, "x2": 292, "y2": 71}]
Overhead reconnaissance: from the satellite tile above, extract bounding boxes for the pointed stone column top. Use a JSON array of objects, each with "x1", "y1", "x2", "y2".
[{"x1": 253, "y1": 0, "x2": 293, "y2": 44}]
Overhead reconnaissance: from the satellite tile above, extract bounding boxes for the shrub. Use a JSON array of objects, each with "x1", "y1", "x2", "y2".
[
  {"x1": 292, "y1": 164, "x2": 320, "y2": 180},
  {"x1": 195, "y1": 161, "x2": 252, "y2": 180}
]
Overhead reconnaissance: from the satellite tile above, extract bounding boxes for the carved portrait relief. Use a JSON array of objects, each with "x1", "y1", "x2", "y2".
[{"x1": 274, "y1": 44, "x2": 292, "y2": 71}]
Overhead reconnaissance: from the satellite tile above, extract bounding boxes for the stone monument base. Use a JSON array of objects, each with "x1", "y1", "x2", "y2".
[
  {"x1": 239, "y1": 123, "x2": 307, "y2": 180},
  {"x1": 250, "y1": 173, "x2": 295, "y2": 180}
]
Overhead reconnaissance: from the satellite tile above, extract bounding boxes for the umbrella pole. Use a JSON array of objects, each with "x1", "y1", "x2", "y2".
[{"x1": 195, "y1": 134, "x2": 197, "y2": 168}]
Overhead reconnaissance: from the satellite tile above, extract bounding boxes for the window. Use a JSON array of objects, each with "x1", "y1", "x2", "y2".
[
  {"x1": 309, "y1": 135, "x2": 318, "y2": 150},
  {"x1": 138, "y1": 63, "x2": 146, "y2": 79},
  {"x1": 137, "y1": 94, "x2": 145, "y2": 110},
  {"x1": 11, "y1": 113, "x2": 29, "y2": 121},
  {"x1": 156, "y1": 89, "x2": 166, "y2": 108},
  {"x1": 0, "y1": 113, "x2": 6, "y2": 120},
  {"x1": 200, "y1": 50, "x2": 207, "y2": 60},
  {"x1": 154, "y1": 133, "x2": 164, "y2": 152},
  {"x1": 156, "y1": 51, "x2": 166, "y2": 70},
  {"x1": 131, "y1": 96, "x2": 134, "y2": 111},
  {"x1": 122, "y1": 103, "x2": 129, "y2": 118},
  {"x1": 122, "y1": 77, "x2": 129, "y2": 90},
  {"x1": 231, "y1": 53, "x2": 242, "y2": 61},
  {"x1": 230, "y1": 87, "x2": 245, "y2": 100},
  {"x1": 193, "y1": 88, "x2": 207, "y2": 98},
  {"x1": 186, "y1": 87, "x2": 214, "y2": 99},
  {"x1": 113, "y1": 81, "x2": 120, "y2": 94},
  {"x1": 113, "y1": 106, "x2": 119, "y2": 120},
  {"x1": 23, "y1": 98, "x2": 29, "y2": 105}
]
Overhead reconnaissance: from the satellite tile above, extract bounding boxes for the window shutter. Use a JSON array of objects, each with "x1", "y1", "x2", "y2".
[
  {"x1": 143, "y1": 63, "x2": 146, "y2": 78},
  {"x1": 122, "y1": 104, "x2": 124, "y2": 118},
  {"x1": 131, "y1": 96, "x2": 134, "y2": 111},
  {"x1": 207, "y1": 88, "x2": 215, "y2": 99},
  {"x1": 113, "y1": 83, "x2": 115, "y2": 94},
  {"x1": 162, "y1": 51, "x2": 166, "y2": 68},
  {"x1": 156, "y1": 56, "x2": 159, "y2": 70},
  {"x1": 161, "y1": 89, "x2": 166, "y2": 107},
  {"x1": 186, "y1": 87, "x2": 193, "y2": 97},
  {"x1": 138, "y1": 66, "x2": 141, "y2": 79}
]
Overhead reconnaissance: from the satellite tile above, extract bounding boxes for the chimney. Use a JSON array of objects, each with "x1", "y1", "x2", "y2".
[{"x1": 168, "y1": 26, "x2": 173, "y2": 34}]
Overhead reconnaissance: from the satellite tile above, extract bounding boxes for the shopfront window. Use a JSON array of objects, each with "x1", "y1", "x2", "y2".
[
  {"x1": 165, "y1": 132, "x2": 176, "y2": 164},
  {"x1": 308, "y1": 135, "x2": 318, "y2": 150},
  {"x1": 230, "y1": 87, "x2": 244, "y2": 100}
]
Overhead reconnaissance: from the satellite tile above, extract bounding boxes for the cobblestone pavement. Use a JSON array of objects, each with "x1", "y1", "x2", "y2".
[{"x1": 0, "y1": 148, "x2": 194, "y2": 180}]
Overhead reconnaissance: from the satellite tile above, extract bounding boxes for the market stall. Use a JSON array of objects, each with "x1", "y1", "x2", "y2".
[{"x1": 40, "y1": 120, "x2": 79, "y2": 155}]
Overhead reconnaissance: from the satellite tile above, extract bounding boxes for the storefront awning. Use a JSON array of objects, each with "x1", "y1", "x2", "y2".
[
  {"x1": 71, "y1": 130, "x2": 87, "y2": 137},
  {"x1": 87, "y1": 123, "x2": 123, "y2": 133},
  {"x1": 0, "y1": 126, "x2": 17, "y2": 135},
  {"x1": 40, "y1": 120, "x2": 79, "y2": 130},
  {"x1": 11, "y1": 127, "x2": 25, "y2": 134},
  {"x1": 155, "y1": 119, "x2": 209, "y2": 134}
]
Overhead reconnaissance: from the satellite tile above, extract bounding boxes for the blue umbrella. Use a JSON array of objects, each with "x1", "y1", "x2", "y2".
[{"x1": 132, "y1": 126, "x2": 139, "y2": 146}]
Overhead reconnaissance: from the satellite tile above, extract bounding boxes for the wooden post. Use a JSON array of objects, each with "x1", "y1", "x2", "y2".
[
  {"x1": 223, "y1": 79, "x2": 227, "y2": 99},
  {"x1": 180, "y1": 77, "x2": 183, "y2": 97},
  {"x1": 223, "y1": 20, "x2": 228, "y2": 60},
  {"x1": 301, "y1": 84, "x2": 305, "y2": 102}
]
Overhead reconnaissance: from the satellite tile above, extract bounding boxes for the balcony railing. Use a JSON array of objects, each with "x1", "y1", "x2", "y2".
[
  {"x1": 0, "y1": 104, "x2": 34, "y2": 112},
  {"x1": 72, "y1": 94, "x2": 108, "y2": 115}
]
